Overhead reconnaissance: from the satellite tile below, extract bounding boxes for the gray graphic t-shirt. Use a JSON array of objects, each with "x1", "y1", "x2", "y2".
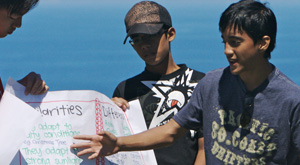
[{"x1": 174, "y1": 66, "x2": 300, "y2": 164}]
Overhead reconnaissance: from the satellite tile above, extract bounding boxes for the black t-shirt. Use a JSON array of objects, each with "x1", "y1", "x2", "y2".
[{"x1": 113, "y1": 64, "x2": 205, "y2": 165}]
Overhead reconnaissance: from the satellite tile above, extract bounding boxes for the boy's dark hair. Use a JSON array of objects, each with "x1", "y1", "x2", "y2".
[
  {"x1": 219, "y1": 0, "x2": 277, "y2": 59},
  {"x1": 0, "y1": 0, "x2": 39, "y2": 15}
]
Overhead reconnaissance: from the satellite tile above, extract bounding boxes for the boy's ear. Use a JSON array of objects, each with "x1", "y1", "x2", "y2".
[
  {"x1": 167, "y1": 27, "x2": 176, "y2": 42},
  {"x1": 259, "y1": 35, "x2": 271, "y2": 51}
]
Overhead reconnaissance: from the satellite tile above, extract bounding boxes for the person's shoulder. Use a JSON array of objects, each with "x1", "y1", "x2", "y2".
[
  {"x1": 193, "y1": 67, "x2": 229, "y2": 89},
  {"x1": 186, "y1": 67, "x2": 205, "y2": 76},
  {"x1": 204, "y1": 67, "x2": 228, "y2": 79},
  {"x1": 184, "y1": 64, "x2": 205, "y2": 77},
  {"x1": 269, "y1": 67, "x2": 300, "y2": 104},
  {"x1": 113, "y1": 71, "x2": 148, "y2": 98},
  {"x1": 191, "y1": 67, "x2": 228, "y2": 92},
  {"x1": 180, "y1": 65, "x2": 205, "y2": 82},
  {"x1": 272, "y1": 68, "x2": 300, "y2": 93},
  {"x1": 271, "y1": 69, "x2": 300, "y2": 116},
  {"x1": 116, "y1": 71, "x2": 147, "y2": 87}
]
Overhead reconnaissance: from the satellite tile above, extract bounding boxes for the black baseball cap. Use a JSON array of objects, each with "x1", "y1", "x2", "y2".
[{"x1": 123, "y1": 1, "x2": 172, "y2": 44}]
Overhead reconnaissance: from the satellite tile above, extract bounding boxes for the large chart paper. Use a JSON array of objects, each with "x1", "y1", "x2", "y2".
[
  {"x1": 126, "y1": 100, "x2": 157, "y2": 165},
  {"x1": 2, "y1": 78, "x2": 155, "y2": 165},
  {"x1": 0, "y1": 92, "x2": 41, "y2": 165}
]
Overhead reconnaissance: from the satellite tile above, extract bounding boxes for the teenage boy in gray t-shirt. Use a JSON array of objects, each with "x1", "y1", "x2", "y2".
[{"x1": 71, "y1": 0, "x2": 300, "y2": 164}]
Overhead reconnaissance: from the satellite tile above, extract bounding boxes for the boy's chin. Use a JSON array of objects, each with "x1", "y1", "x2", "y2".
[
  {"x1": 0, "y1": 34, "x2": 7, "y2": 38},
  {"x1": 229, "y1": 67, "x2": 241, "y2": 75}
]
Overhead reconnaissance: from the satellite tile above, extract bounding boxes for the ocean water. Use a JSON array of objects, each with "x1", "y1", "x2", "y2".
[{"x1": 0, "y1": 0, "x2": 299, "y2": 97}]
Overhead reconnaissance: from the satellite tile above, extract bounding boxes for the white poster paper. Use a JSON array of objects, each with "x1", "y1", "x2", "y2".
[
  {"x1": 1, "y1": 78, "x2": 156, "y2": 165},
  {"x1": 0, "y1": 91, "x2": 41, "y2": 165},
  {"x1": 126, "y1": 100, "x2": 157, "y2": 165}
]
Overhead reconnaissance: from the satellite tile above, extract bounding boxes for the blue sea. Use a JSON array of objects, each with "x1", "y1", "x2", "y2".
[{"x1": 0, "y1": 0, "x2": 299, "y2": 97}]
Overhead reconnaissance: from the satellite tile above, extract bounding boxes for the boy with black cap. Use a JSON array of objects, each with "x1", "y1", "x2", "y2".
[
  {"x1": 72, "y1": 0, "x2": 300, "y2": 164},
  {"x1": 0, "y1": 0, "x2": 48, "y2": 97},
  {"x1": 111, "y1": 1, "x2": 205, "y2": 164}
]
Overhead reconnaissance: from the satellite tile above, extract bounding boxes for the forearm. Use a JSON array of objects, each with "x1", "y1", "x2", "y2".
[
  {"x1": 194, "y1": 137, "x2": 206, "y2": 165},
  {"x1": 71, "y1": 119, "x2": 188, "y2": 159},
  {"x1": 117, "y1": 119, "x2": 187, "y2": 152}
]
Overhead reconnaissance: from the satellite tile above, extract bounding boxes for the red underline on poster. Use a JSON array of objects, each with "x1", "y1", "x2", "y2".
[
  {"x1": 123, "y1": 111, "x2": 147, "y2": 165},
  {"x1": 26, "y1": 100, "x2": 97, "y2": 104},
  {"x1": 26, "y1": 100, "x2": 117, "y2": 106}
]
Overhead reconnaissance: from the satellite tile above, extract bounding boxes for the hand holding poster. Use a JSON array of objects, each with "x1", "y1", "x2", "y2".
[{"x1": 0, "y1": 78, "x2": 157, "y2": 165}]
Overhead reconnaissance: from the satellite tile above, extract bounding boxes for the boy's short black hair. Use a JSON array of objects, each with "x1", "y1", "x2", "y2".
[
  {"x1": 0, "y1": 0, "x2": 39, "y2": 15},
  {"x1": 219, "y1": 0, "x2": 277, "y2": 59}
]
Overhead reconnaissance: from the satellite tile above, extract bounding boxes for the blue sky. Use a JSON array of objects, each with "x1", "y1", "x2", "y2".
[{"x1": 1, "y1": 0, "x2": 299, "y2": 96}]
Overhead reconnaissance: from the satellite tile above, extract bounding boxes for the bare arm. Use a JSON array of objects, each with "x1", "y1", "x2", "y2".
[
  {"x1": 71, "y1": 119, "x2": 187, "y2": 159},
  {"x1": 194, "y1": 137, "x2": 206, "y2": 165}
]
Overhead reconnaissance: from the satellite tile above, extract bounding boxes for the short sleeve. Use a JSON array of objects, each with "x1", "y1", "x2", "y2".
[
  {"x1": 173, "y1": 81, "x2": 203, "y2": 131},
  {"x1": 291, "y1": 103, "x2": 300, "y2": 153}
]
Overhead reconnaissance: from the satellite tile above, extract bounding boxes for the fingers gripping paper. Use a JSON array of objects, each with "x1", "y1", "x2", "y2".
[{"x1": 0, "y1": 78, "x2": 156, "y2": 165}]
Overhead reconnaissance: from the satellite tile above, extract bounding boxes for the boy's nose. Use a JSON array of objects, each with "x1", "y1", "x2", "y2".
[
  {"x1": 13, "y1": 17, "x2": 22, "y2": 28},
  {"x1": 224, "y1": 42, "x2": 233, "y2": 57}
]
